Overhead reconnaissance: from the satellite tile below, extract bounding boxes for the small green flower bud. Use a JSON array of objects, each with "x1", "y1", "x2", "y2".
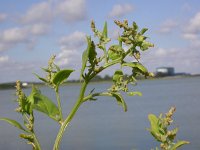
[{"x1": 91, "y1": 20, "x2": 95, "y2": 31}]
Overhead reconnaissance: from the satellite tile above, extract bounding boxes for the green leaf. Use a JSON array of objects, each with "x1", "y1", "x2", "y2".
[
  {"x1": 0, "y1": 118, "x2": 27, "y2": 132},
  {"x1": 171, "y1": 141, "x2": 190, "y2": 150},
  {"x1": 113, "y1": 70, "x2": 123, "y2": 82},
  {"x1": 102, "y1": 22, "x2": 108, "y2": 38},
  {"x1": 28, "y1": 86, "x2": 60, "y2": 122},
  {"x1": 88, "y1": 41, "x2": 97, "y2": 65},
  {"x1": 81, "y1": 36, "x2": 92, "y2": 78},
  {"x1": 118, "y1": 36, "x2": 122, "y2": 47},
  {"x1": 108, "y1": 45, "x2": 124, "y2": 60},
  {"x1": 111, "y1": 92, "x2": 127, "y2": 112},
  {"x1": 132, "y1": 22, "x2": 138, "y2": 31},
  {"x1": 122, "y1": 62, "x2": 148, "y2": 74},
  {"x1": 139, "y1": 28, "x2": 148, "y2": 35},
  {"x1": 52, "y1": 69, "x2": 74, "y2": 87},
  {"x1": 148, "y1": 114, "x2": 160, "y2": 135},
  {"x1": 33, "y1": 73, "x2": 48, "y2": 83},
  {"x1": 127, "y1": 91, "x2": 142, "y2": 96}
]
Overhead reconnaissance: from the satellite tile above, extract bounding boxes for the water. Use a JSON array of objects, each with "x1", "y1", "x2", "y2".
[{"x1": 0, "y1": 77, "x2": 200, "y2": 150}]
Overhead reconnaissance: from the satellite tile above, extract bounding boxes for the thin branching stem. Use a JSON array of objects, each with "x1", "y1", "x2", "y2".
[
  {"x1": 53, "y1": 81, "x2": 88, "y2": 150},
  {"x1": 55, "y1": 88, "x2": 63, "y2": 121},
  {"x1": 83, "y1": 92, "x2": 112, "y2": 102},
  {"x1": 32, "y1": 132, "x2": 42, "y2": 150}
]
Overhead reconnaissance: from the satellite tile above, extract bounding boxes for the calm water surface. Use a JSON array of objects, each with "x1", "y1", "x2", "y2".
[{"x1": 0, "y1": 77, "x2": 200, "y2": 150}]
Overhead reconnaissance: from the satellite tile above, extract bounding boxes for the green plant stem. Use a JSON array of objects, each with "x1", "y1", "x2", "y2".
[
  {"x1": 53, "y1": 81, "x2": 88, "y2": 150},
  {"x1": 82, "y1": 92, "x2": 112, "y2": 102},
  {"x1": 32, "y1": 133, "x2": 41, "y2": 150},
  {"x1": 103, "y1": 46, "x2": 108, "y2": 63},
  {"x1": 30, "y1": 115, "x2": 41, "y2": 150},
  {"x1": 55, "y1": 88, "x2": 63, "y2": 121},
  {"x1": 104, "y1": 58, "x2": 121, "y2": 68},
  {"x1": 53, "y1": 45, "x2": 134, "y2": 150}
]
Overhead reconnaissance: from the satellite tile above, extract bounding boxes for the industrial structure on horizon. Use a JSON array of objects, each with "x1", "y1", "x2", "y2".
[
  {"x1": 156, "y1": 67, "x2": 175, "y2": 76},
  {"x1": 155, "y1": 67, "x2": 191, "y2": 77}
]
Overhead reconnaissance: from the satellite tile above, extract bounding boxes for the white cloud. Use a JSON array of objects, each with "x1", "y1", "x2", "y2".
[
  {"x1": 55, "y1": 31, "x2": 86, "y2": 77},
  {"x1": 55, "y1": 47, "x2": 83, "y2": 80},
  {"x1": 56, "y1": 48, "x2": 80, "y2": 66},
  {"x1": 29, "y1": 23, "x2": 50, "y2": 35},
  {"x1": 182, "y1": 33, "x2": 198, "y2": 40},
  {"x1": 0, "y1": 56, "x2": 9, "y2": 63},
  {"x1": 59, "y1": 31, "x2": 85, "y2": 49},
  {"x1": 0, "y1": 13, "x2": 7, "y2": 22},
  {"x1": 182, "y1": 12, "x2": 200, "y2": 48},
  {"x1": 190, "y1": 39, "x2": 200, "y2": 48},
  {"x1": 21, "y1": 1, "x2": 52, "y2": 24},
  {"x1": 21, "y1": 0, "x2": 87, "y2": 24},
  {"x1": 0, "y1": 23, "x2": 51, "y2": 51},
  {"x1": 142, "y1": 47, "x2": 200, "y2": 74},
  {"x1": 184, "y1": 12, "x2": 200, "y2": 33},
  {"x1": 55, "y1": 48, "x2": 82, "y2": 81},
  {"x1": 1, "y1": 27, "x2": 29, "y2": 43},
  {"x1": 154, "y1": 48, "x2": 167, "y2": 57},
  {"x1": 158, "y1": 19, "x2": 178, "y2": 34},
  {"x1": 0, "y1": 0, "x2": 87, "y2": 52},
  {"x1": 0, "y1": 27, "x2": 29, "y2": 51},
  {"x1": 108, "y1": 4, "x2": 133, "y2": 18},
  {"x1": 56, "y1": 0, "x2": 87, "y2": 22}
]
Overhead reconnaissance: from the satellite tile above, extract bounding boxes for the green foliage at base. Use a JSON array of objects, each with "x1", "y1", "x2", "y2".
[{"x1": 148, "y1": 107, "x2": 189, "y2": 150}]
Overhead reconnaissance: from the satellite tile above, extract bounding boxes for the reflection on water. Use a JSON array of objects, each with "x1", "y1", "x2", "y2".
[{"x1": 0, "y1": 77, "x2": 200, "y2": 150}]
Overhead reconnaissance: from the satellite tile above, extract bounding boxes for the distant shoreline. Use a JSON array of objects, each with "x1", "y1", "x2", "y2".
[{"x1": 0, "y1": 74, "x2": 200, "y2": 90}]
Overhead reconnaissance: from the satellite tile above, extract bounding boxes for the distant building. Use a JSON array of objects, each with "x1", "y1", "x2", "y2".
[
  {"x1": 156, "y1": 67, "x2": 175, "y2": 77},
  {"x1": 22, "y1": 82, "x2": 28, "y2": 87}
]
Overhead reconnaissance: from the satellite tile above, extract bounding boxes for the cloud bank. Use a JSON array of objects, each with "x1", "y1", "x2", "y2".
[{"x1": 108, "y1": 3, "x2": 133, "y2": 18}]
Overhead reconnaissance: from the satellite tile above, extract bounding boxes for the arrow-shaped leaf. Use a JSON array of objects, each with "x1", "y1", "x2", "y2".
[
  {"x1": 52, "y1": 69, "x2": 74, "y2": 87},
  {"x1": 81, "y1": 36, "x2": 92, "y2": 78},
  {"x1": 139, "y1": 28, "x2": 148, "y2": 35},
  {"x1": 28, "y1": 86, "x2": 60, "y2": 122},
  {"x1": 102, "y1": 22, "x2": 108, "y2": 38},
  {"x1": 88, "y1": 41, "x2": 97, "y2": 65},
  {"x1": 171, "y1": 141, "x2": 190, "y2": 150},
  {"x1": 148, "y1": 114, "x2": 162, "y2": 141},
  {"x1": 111, "y1": 92, "x2": 127, "y2": 112},
  {"x1": 122, "y1": 62, "x2": 148, "y2": 74}
]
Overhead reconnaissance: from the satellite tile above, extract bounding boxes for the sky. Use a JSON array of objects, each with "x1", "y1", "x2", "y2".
[{"x1": 0, "y1": 0, "x2": 200, "y2": 83}]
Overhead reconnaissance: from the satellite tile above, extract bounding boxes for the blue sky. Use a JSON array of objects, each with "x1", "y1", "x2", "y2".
[{"x1": 0, "y1": 0, "x2": 200, "y2": 83}]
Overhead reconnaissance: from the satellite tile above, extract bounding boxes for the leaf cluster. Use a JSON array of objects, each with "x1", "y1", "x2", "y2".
[
  {"x1": 148, "y1": 107, "x2": 189, "y2": 150},
  {"x1": 35, "y1": 55, "x2": 74, "y2": 91},
  {"x1": 80, "y1": 20, "x2": 154, "y2": 112},
  {"x1": 1, "y1": 81, "x2": 41, "y2": 149}
]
